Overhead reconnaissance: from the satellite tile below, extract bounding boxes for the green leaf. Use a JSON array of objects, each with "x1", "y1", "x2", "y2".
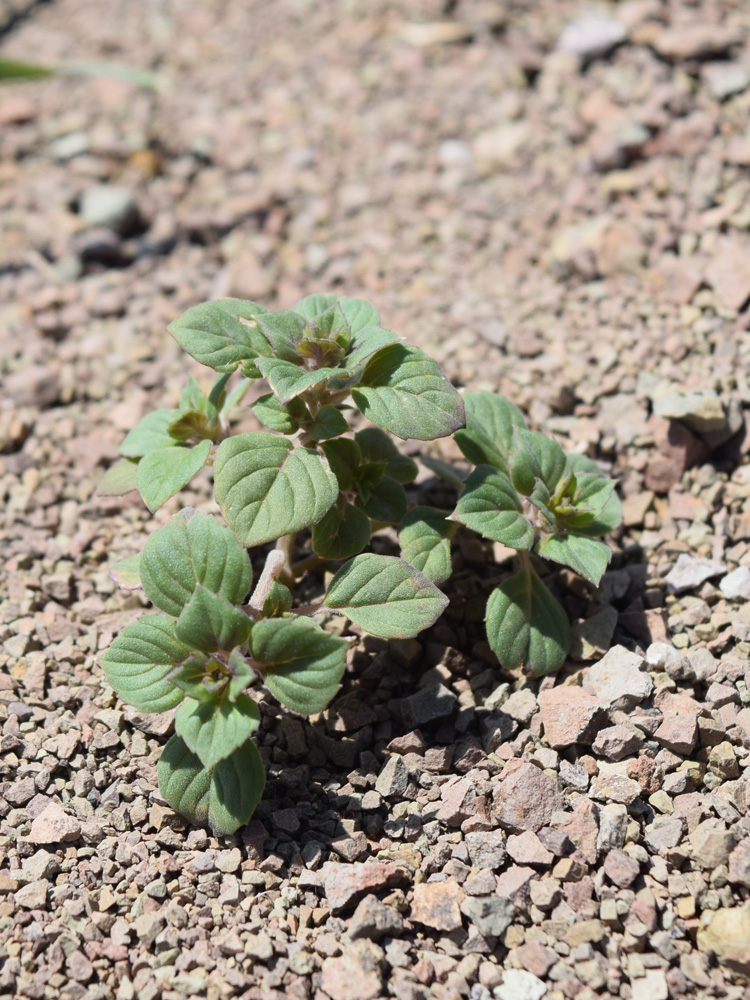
[
  {"x1": 214, "y1": 433, "x2": 338, "y2": 546},
  {"x1": 357, "y1": 475, "x2": 407, "y2": 523},
  {"x1": 353, "y1": 345, "x2": 465, "y2": 441},
  {"x1": 207, "y1": 373, "x2": 232, "y2": 417},
  {"x1": 98, "y1": 458, "x2": 138, "y2": 496},
  {"x1": 120, "y1": 409, "x2": 181, "y2": 458},
  {"x1": 254, "y1": 311, "x2": 307, "y2": 362},
  {"x1": 171, "y1": 655, "x2": 216, "y2": 702},
  {"x1": 180, "y1": 375, "x2": 206, "y2": 413},
  {"x1": 168, "y1": 299, "x2": 270, "y2": 373},
  {"x1": 297, "y1": 337, "x2": 346, "y2": 368},
  {"x1": 346, "y1": 328, "x2": 402, "y2": 371},
  {"x1": 252, "y1": 393, "x2": 301, "y2": 434},
  {"x1": 355, "y1": 462, "x2": 386, "y2": 497},
  {"x1": 452, "y1": 465, "x2": 533, "y2": 549},
  {"x1": 136, "y1": 439, "x2": 212, "y2": 512},
  {"x1": 485, "y1": 569, "x2": 570, "y2": 676},
  {"x1": 571, "y1": 475, "x2": 622, "y2": 535},
  {"x1": 419, "y1": 453, "x2": 469, "y2": 490},
  {"x1": 100, "y1": 615, "x2": 189, "y2": 713},
  {"x1": 307, "y1": 406, "x2": 349, "y2": 441},
  {"x1": 567, "y1": 453, "x2": 604, "y2": 476},
  {"x1": 536, "y1": 533, "x2": 612, "y2": 586},
  {"x1": 321, "y1": 439, "x2": 361, "y2": 491},
  {"x1": 312, "y1": 494, "x2": 371, "y2": 560},
  {"x1": 398, "y1": 506, "x2": 455, "y2": 585},
  {"x1": 175, "y1": 692, "x2": 260, "y2": 769},
  {"x1": 222, "y1": 377, "x2": 252, "y2": 416},
  {"x1": 257, "y1": 357, "x2": 349, "y2": 405},
  {"x1": 295, "y1": 294, "x2": 377, "y2": 335},
  {"x1": 0, "y1": 58, "x2": 54, "y2": 80},
  {"x1": 510, "y1": 429, "x2": 571, "y2": 498},
  {"x1": 454, "y1": 391, "x2": 527, "y2": 472},
  {"x1": 261, "y1": 581, "x2": 293, "y2": 618},
  {"x1": 140, "y1": 507, "x2": 253, "y2": 618},
  {"x1": 110, "y1": 554, "x2": 142, "y2": 591},
  {"x1": 157, "y1": 734, "x2": 265, "y2": 836},
  {"x1": 250, "y1": 617, "x2": 348, "y2": 714},
  {"x1": 168, "y1": 411, "x2": 215, "y2": 442},
  {"x1": 293, "y1": 294, "x2": 399, "y2": 370},
  {"x1": 227, "y1": 650, "x2": 255, "y2": 700},
  {"x1": 174, "y1": 586, "x2": 252, "y2": 654},
  {"x1": 355, "y1": 427, "x2": 418, "y2": 484},
  {"x1": 324, "y1": 553, "x2": 449, "y2": 639}
]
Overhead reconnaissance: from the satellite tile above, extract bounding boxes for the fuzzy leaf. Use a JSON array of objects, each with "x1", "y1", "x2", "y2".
[
  {"x1": 510, "y1": 429, "x2": 571, "y2": 498},
  {"x1": 168, "y1": 411, "x2": 215, "y2": 442},
  {"x1": 454, "y1": 391, "x2": 527, "y2": 472},
  {"x1": 157, "y1": 734, "x2": 265, "y2": 836},
  {"x1": 312, "y1": 494, "x2": 371, "y2": 560},
  {"x1": 100, "y1": 615, "x2": 189, "y2": 713},
  {"x1": 214, "y1": 433, "x2": 338, "y2": 546},
  {"x1": 321, "y1": 438, "x2": 361, "y2": 491},
  {"x1": 136, "y1": 439, "x2": 212, "y2": 512},
  {"x1": 227, "y1": 650, "x2": 256, "y2": 700},
  {"x1": 98, "y1": 458, "x2": 138, "y2": 496},
  {"x1": 261, "y1": 581, "x2": 293, "y2": 618},
  {"x1": 251, "y1": 393, "x2": 302, "y2": 434},
  {"x1": 536, "y1": 533, "x2": 612, "y2": 586},
  {"x1": 222, "y1": 377, "x2": 252, "y2": 416},
  {"x1": 352, "y1": 344, "x2": 465, "y2": 440},
  {"x1": 485, "y1": 569, "x2": 570, "y2": 676},
  {"x1": 140, "y1": 507, "x2": 253, "y2": 618},
  {"x1": 257, "y1": 357, "x2": 349, "y2": 405},
  {"x1": 570, "y1": 475, "x2": 623, "y2": 535},
  {"x1": 251, "y1": 617, "x2": 348, "y2": 714},
  {"x1": 171, "y1": 655, "x2": 216, "y2": 702},
  {"x1": 168, "y1": 299, "x2": 270, "y2": 373},
  {"x1": 254, "y1": 311, "x2": 308, "y2": 362},
  {"x1": 355, "y1": 427, "x2": 418, "y2": 484},
  {"x1": 175, "y1": 692, "x2": 260, "y2": 769},
  {"x1": 120, "y1": 409, "x2": 181, "y2": 458},
  {"x1": 110, "y1": 554, "x2": 142, "y2": 591},
  {"x1": 174, "y1": 586, "x2": 252, "y2": 654},
  {"x1": 452, "y1": 465, "x2": 533, "y2": 549},
  {"x1": 325, "y1": 553, "x2": 448, "y2": 639},
  {"x1": 180, "y1": 375, "x2": 206, "y2": 413},
  {"x1": 419, "y1": 454, "x2": 469, "y2": 490},
  {"x1": 307, "y1": 405, "x2": 349, "y2": 441},
  {"x1": 357, "y1": 475, "x2": 407, "y2": 523},
  {"x1": 398, "y1": 506, "x2": 454, "y2": 585}
]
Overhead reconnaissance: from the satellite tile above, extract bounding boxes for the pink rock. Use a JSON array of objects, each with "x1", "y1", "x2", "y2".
[
  {"x1": 495, "y1": 761, "x2": 564, "y2": 832},
  {"x1": 28, "y1": 803, "x2": 81, "y2": 845},
  {"x1": 410, "y1": 880, "x2": 464, "y2": 932},
  {"x1": 319, "y1": 954, "x2": 382, "y2": 1000},
  {"x1": 538, "y1": 687, "x2": 608, "y2": 748},
  {"x1": 506, "y1": 830, "x2": 554, "y2": 866},
  {"x1": 603, "y1": 849, "x2": 640, "y2": 888},
  {"x1": 436, "y1": 777, "x2": 476, "y2": 826},
  {"x1": 654, "y1": 715, "x2": 698, "y2": 755},
  {"x1": 321, "y1": 862, "x2": 408, "y2": 914}
]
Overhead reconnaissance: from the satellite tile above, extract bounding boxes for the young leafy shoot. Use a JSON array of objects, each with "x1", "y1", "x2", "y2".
[
  {"x1": 450, "y1": 391, "x2": 622, "y2": 676},
  {"x1": 101, "y1": 292, "x2": 466, "y2": 833}
]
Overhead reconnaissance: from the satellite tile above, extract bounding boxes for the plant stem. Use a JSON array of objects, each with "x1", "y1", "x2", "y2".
[
  {"x1": 248, "y1": 549, "x2": 286, "y2": 613},
  {"x1": 517, "y1": 549, "x2": 533, "y2": 576},
  {"x1": 291, "y1": 553, "x2": 326, "y2": 579},
  {"x1": 275, "y1": 532, "x2": 297, "y2": 587}
]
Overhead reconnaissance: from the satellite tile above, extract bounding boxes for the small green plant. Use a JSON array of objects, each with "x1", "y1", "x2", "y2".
[
  {"x1": 450, "y1": 391, "x2": 622, "y2": 675},
  {"x1": 99, "y1": 295, "x2": 465, "y2": 834}
]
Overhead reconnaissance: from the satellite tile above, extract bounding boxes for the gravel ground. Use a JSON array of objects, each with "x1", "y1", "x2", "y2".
[{"x1": 2, "y1": 1, "x2": 750, "y2": 998}]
